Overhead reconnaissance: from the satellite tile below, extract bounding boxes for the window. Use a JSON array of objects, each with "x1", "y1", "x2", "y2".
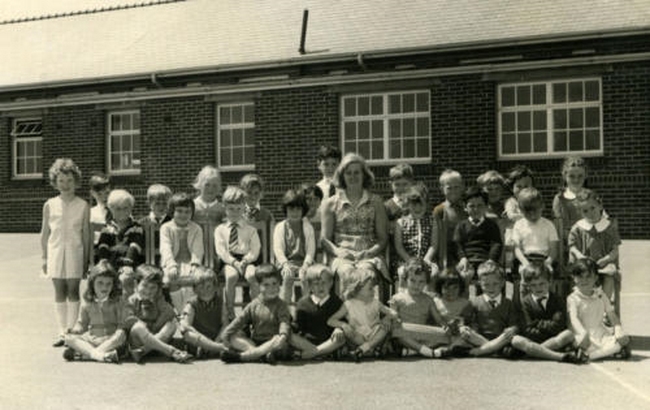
[
  {"x1": 217, "y1": 102, "x2": 255, "y2": 170},
  {"x1": 11, "y1": 118, "x2": 42, "y2": 178},
  {"x1": 498, "y1": 78, "x2": 602, "y2": 159},
  {"x1": 107, "y1": 111, "x2": 141, "y2": 174},
  {"x1": 341, "y1": 91, "x2": 431, "y2": 163}
]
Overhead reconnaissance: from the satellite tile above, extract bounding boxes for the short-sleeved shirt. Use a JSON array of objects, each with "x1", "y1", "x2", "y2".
[
  {"x1": 389, "y1": 291, "x2": 437, "y2": 325},
  {"x1": 511, "y1": 217, "x2": 558, "y2": 256},
  {"x1": 125, "y1": 294, "x2": 176, "y2": 333},
  {"x1": 223, "y1": 296, "x2": 291, "y2": 343}
]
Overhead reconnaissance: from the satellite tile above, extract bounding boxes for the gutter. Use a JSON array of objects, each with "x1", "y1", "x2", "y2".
[{"x1": 1, "y1": 27, "x2": 650, "y2": 94}]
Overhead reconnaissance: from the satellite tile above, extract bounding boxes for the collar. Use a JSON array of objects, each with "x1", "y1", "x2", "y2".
[
  {"x1": 392, "y1": 195, "x2": 407, "y2": 208},
  {"x1": 310, "y1": 294, "x2": 330, "y2": 306},
  {"x1": 469, "y1": 216, "x2": 485, "y2": 226},
  {"x1": 109, "y1": 217, "x2": 135, "y2": 231},
  {"x1": 576, "y1": 217, "x2": 610, "y2": 232},
  {"x1": 171, "y1": 220, "x2": 191, "y2": 230},
  {"x1": 196, "y1": 196, "x2": 220, "y2": 208},
  {"x1": 445, "y1": 199, "x2": 464, "y2": 211},
  {"x1": 533, "y1": 293, "x2": 549, "y2": 303},
  {"x1": 149, "y1": 211, "x2": 167, "y2": 223},
  {"x1": 246, "y1": 203, "x2": 261, "y2": 211},
  {"x1": 228, "y1": 219, "x2": 242, "y2": 228},
  {"x1": 483, "y1": 293, "x2": 502, "y2": 306},
  {"x1": 339, "y1": 189, "x2": 370, "y2": 207},
  {"x1": 574, "y1": 286, "x2": 605, "y2": 300},
  {"x1": 563, "y1": 188, "x2": 579, "y2": 200}
]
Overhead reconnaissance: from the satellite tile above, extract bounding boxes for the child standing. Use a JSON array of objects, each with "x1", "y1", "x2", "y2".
[
  {"x1": 552, "y1": 156, "x2": 588, "y2": 254},
  {"x1": 160, "y1": 193, "x2": 204, "y2": 312},
  {"x1": 180, "y1": 266, "x2": 227, "y2": 358},
  {"x1": 568, "y1": 189, "x2": 621, "y2": 307},
  {"x1": 215, "y1": 186, "x2": 261, "y2": 320},
  {"x1": 273, "y1": 189, "x2": 316, "y2": 301},
  {"x1": 290, "y1": 264, "x2": 346, "y2": 359},
  {"x1": 384, "y1": 163, "x2": 414, "y2": 223},
  {"x1": 316, "y1": 145, "x2": 342, "y2": 201},
  {"x1": 503, "y1": 165, "x2": 534, "y2": 224},
  {"x1": 394, "y1": 184, "x2": 438, "y2": 291},
  {"x1": 301, "y1": 183, "x2": 324, "y2": 227},
  {"x1": 192, "y1": 165, "x2": 226, "y2": 227},
  {"x1": 63, "y1": 260, "x2": 126, "y2": 363},
  {"x1": 41, "y1": 158, "x2": 91, "y2": 347},
  {"x1": 124, "y1": 265, "x2": 192, "y2": 363},
  {"x1": 89, "y1": 172, "x2": 111, "y2": 256},
  {"x1": 221, "y1": 264, "x2": 292, "y2": 364},
  {"x1": 327, "y1": 269, "x2": 398, "y2": 360},
  {"x1": 138, "y1": 184, "x2": 172, "y2": 266},
  {"x1": 454, "y1": 187, "x2": 503, "y2": 289},
  {"x1": 510, "y1": 263, "x2": 582, "y2": 363},
  {"x1": 389, "y1": 259, "x2": 448, "y2": 358},
  {"x1": 567, "y1": 258, "x2": 631, "y2": 361},
  {"x1": 432, "y1": 169, "x2": 466, "y2": 270},
  {"x1": 97, "y1": 189, "x2": 145, "y2": 298},
  {"x1": 476, "y1": 170, "x2": 507, "y2": 220},
  {"x1": 240, "y1": 173, "x2": 274, "y2": 225}
]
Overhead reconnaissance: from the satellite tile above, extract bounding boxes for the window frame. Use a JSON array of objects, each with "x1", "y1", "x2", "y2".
[
  {"x1": 497, "y1": 77, "x2": 603, "y2": 160},
  {"x1": 11, "y1": 117, "x2": 43, "y2": 180},
  {"x1": 216, "y1": 101, "x2": 255, "y2": 171},
  {"x1": 340, "y1": 90, "x2": 432, "y2": 165},
  {"x1": 106, "y1": 110, "x2": 141, "y2": 176}
]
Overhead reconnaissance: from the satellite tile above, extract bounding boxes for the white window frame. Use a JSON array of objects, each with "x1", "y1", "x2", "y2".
[
  {"x1": 107, "y1": 110, "x2": 141, "y2": 175},
  {"x1": 11, "y1": 117, "x2": 43, "y2": 179},
  {"x1": 498, "y1": 78, "x2": 603, "y2": 160},
  {"x1": 216, "y1": 102, "x2": 255, "y2": 171},
  {"x1": 340, "y1": 90, "x2": 431, "y2": 165}
]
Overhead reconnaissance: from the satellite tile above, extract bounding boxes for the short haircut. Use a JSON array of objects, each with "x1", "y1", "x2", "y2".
[
  {"x1": 438, "y1": 169, "x2": 462, "y2": 187},
  {"x1": 521, "y1": 262, "x2": 551, "y2": 284},
  {"x1": 84, "y1": 260, "x2": 120, "y2": 302},
  {"x1": 222, "y1": 186, "x2": 247, "y2": 204},
  {"x1": 561, "y1": 156, "x2": 586, "y2": 176},
  {"x1": 464, "y1": 186, "x2": 488, "y2": 204},
  {"x1": 255, "y1": 263, "x2": 282, "y2": 283},
  {"x1": 476, "y1": 170, "x2": 506, "y2": 188},
  {"x1": 240, "y1": 173, "x2": 264, "y2": 192},
  {"x1": 402, "y1": 258, "x2": 430, "y2": 282},
  {"x1": 135, "y1": 264, "x2": 164, "y2": 287},
  {"x1": 575, "y1": 188, "x2": 601, "y2": 205},
  {"x1": 507, "y1": 165, "x2": 534, "y2": 189},
  {"x1": 48, "y1": 158, "x2": 82, "y2": 189},
  {"x1": 333, "y1": 153, "x2": 375, "y2": 190},
  {"x1": 107, "y1": 189, "x2": 135, "y2": 209},
  {"x1": 317, "y1": 145, "x2": 342, "y2": 162},
  {"x1": 343, "y1": 269, "x2": 375, "y2": 300},
  {"x1": 301, "y1": 183, "x2": 323, "y2": 201},
  {"x1": 192, "y1": 266, "x2": 218, "y2": 287},
  {"x1": 517, "y1": 187, "x2": 543, "y2": 212},
  {"x1": 167, "y1": 192, "x2": 195, "y2": 217},
  {"x1": 389, "y1": 163, "x2": 414, "y2": 182},
  {"x1": 434, "y1": 268, "x2": 466, "y2": 296},
  {"x1": 304, "y1": 264, "x2": 334, "y2": 284},
  {"x1": 281, "y1": 189, "x2": 308, "y2": 217},
  {"x1": 477, "y1": 260, "x2": 504, "y2": 280},
  {"x1": 147, "y1": 184, "x2": 172, "y2": 203},
  {"x1": 89, "y1": 172, "x2": 110, "y2": 192},
  {"x1": 192, "y1": 165, "x2": 222, "y2": 191},
  {"x1": 568, "y1": 258, "x2": 598, "y2": 277}
]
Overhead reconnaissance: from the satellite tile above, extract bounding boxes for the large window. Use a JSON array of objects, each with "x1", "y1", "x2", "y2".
[
  {"x1": 217, "y1": 102, "x2": 255, "y2": 170},
  {"x1": 107, "y1": 110, "x2": 141, "y2": 174},
  {"x1": 341, "y1": 91, "x2": 431, "y2": 163},
  {"x1": 498, "y1": 78, "x2": 602, "y2": 159},
  {"x1": 11, "y1": 118, "x2": 42, "y2": 178}
]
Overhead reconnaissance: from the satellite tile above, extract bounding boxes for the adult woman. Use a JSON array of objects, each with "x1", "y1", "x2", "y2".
[{"x1": 321, "y1": 153, "x2": 390, "y2": 298}]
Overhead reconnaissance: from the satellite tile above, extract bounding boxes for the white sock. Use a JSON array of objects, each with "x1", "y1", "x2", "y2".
[
  {"x1": 54, "y1": 302, "x2": 67, "y2": 335},
  {"x1": 67, "y1": 301, "x2": 80, "y2": 331},
  {"x1": 419, "y1": 345, "x2": 434, "y2": 358}
]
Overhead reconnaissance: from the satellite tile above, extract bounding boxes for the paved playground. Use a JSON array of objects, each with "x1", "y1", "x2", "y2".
[{"x1": 0, "y1": 234, "x2": 648, "y2": 410}]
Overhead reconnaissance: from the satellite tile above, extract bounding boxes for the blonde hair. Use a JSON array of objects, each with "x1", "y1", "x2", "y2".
[
  {"x1": 146, "y1": 184, "x2": 172, "y2": 203},
  {"x1": 438, "y1": 169, "x2": 462, "y2": 187},
  {"x1": 476, "y1": 170, "x2": 506, "y2": 188},
  {"x1": 193, "y1": 165, "x2": 222, "y2": 191},
  {"x1": 304, "y1": 264, "x2": 334, "y2": 284},
  {"x1": 192, "y1": 266, "x2": 218, "y2": 287},
  {"x1": 107, "y1": 189, "x2": 135, "y2": 209},
  {"x1": 343, "y1": 269, "x2": 375, "y2": 300},
  {"x1": 477, "y1": 260, "x2": 504, "y2": 280},
  {"x1": 222, "y1": 186, "x2": 247, "y2": 204}
]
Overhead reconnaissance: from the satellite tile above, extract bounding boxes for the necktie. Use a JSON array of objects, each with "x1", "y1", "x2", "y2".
[
  {"x1": 229, "y1": 223, "x2": 238, "y2": 250},
  {"x1": 537, "y1": 296, "x2": 547, "y2": 310},
  {"x1": 246, "y1": 206, "x2": 260, "y2": 221},
  {"x1": 489, "y1": 299, "x2": 497, "y2": 309},
  {"x1": 329, "y1": 183, "x2": 336, "y2": 197}
]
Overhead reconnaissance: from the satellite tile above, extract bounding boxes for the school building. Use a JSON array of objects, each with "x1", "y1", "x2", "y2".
[{"x1": 0, "y1": 0, "x2": 649, "y2": 237}]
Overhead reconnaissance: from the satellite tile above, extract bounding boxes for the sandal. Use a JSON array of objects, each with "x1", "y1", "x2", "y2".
[
  {"x1": 103, "y1": 350, "x2": 120, "y2": 364},
  {"x1": 170, "y1": 349, "x2": 193, "y2": 363}
]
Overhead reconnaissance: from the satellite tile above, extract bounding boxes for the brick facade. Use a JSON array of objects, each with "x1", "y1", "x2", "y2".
[{"x1": 1, "y1": 61, "x2": 649, "y2": 237}]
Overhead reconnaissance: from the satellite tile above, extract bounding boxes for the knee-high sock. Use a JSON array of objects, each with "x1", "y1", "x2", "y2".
[
  {"x1": 67, "y1": 301, "x2": 80, "y2": 330},
  {"x1": 55, "y1": 302, "x2": 67, "y2": 335}
]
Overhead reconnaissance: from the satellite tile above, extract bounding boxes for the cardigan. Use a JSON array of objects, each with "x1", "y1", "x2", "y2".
[
  {"x1": 159, "y1": 220, "x2": 204, "y2": 270},
  {"x1": 273, "y1": 218, "x2": 316, "y2": 267}
]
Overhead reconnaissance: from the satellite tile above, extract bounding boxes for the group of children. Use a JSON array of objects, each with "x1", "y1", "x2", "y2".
[{"x1": 40, "y1": 148, "x2": 631, "y2": 365}]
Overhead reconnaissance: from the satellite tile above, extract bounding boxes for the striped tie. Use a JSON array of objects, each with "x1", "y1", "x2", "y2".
[{"x1": 229, "y1": 223, "x2": 238, "y2": 250}]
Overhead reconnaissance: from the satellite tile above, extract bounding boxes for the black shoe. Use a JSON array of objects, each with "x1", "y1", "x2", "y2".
[
  {"x1": 561, "y1": 352, "x2": 581, "y2": 364},
  {"x1": 618, "y1": 344, "x2": 632, "y2": 360},
  {"x1": 53, "y1": 335, "x2": 65, "y2": 348},
  {"x1": 574, "y1": 348, "x2": 589, "y2": 364},
  {"x1": 62, "y1": 347, "x2": 76, "y2": 361},
  {"x1": 449, "y1": 346, "x2": 472, "y2": 358},
  {"x1": 220, "y1": 350, "x2": 242, "y2": 364},
  {"x1": 433, "y1": 347, "x2": 452, "y2": 359},
  {"x1": 265, "y1": 351, "x2": 277, "y2": 365}
]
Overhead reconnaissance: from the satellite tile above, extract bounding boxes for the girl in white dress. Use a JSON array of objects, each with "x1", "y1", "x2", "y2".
[
  {"x1": 41, "y1": 159, "x2": 91, "y2": 347},
  {"x1": 567, "y1": 258, "x2": 631, "y2": 361},
  {"x1": 327, "y1": 269, "x2": 398, "y2": 360}
]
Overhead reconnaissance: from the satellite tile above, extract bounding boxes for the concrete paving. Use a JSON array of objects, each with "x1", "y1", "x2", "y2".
[{"x1": 0, "y1": 234, "x2": 648, "y2": 410}]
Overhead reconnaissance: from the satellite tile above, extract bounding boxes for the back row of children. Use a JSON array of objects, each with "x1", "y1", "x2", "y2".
[{"x1": 41, "y1": 148, "x2": 629, "y2": 364}]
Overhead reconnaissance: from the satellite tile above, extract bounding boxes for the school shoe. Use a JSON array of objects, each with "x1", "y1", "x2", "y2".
[
  {"x1": 574, "y1": 348, "x2": 589, "y2": 364},
  {"x1": 265, "y1": 351, "x2": 278, "y2": 365},
  {"x1": 103, "y1": 350, "x2": 120, "y2": 364},
  {"x1": 220, "y1": 350, "x2": 242, "y2": 364},
  {"x1": 449, "y1": 345, "x2": 472, "y2": 358},
  {"x1": 616, "y1": 345, "x2": 632, "y2": 360},
  {"x1": 433, "y1": 347, "x2": 452, "y2": 359},
  {"x1": 62, "y1": 347, "x2": 77, "y2": 361},
  {"x1": 351, "y1": 348, "x2": 364, "y2": 363},
  {"x1": 560, "y1": 352, "x2": 582, "y2": 365},
  {"x1": 170, "y1": 349, "x2": 193, "y2": 364},
  {"x1": 52, "y1": 335, "x2": 65, "y2": 348},
  {"x1": 130, "y1": 347, "x2": 146, "y2": 364}
]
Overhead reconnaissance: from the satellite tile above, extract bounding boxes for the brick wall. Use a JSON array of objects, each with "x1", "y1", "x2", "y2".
[{"x1": 1, "y1": 62, "x2": 648, "y2": 237}]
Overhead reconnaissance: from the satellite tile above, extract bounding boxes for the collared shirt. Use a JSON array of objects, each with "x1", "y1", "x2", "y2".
[
  {"x1": 317, "y1": 178, "x2": 335, "y2": 199},
  {"x1": 483, "y1": 293, "x2": 502, "y2": 308},
  {"x1": 469, "y1": 217, "x2": 485, "y2": 227},
  {"x1": 214, "y1": 218, "x2": 261, "y2": 265},
  {"x1": 310, "y1": 294, "x2": 330, "y2": 307},
  {"x1": 533, "y1": 293, "x2": 549, "y2": 309}
]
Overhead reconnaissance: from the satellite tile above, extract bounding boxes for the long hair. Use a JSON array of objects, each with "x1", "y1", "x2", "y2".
[{"x1": 84, "y1": 260, "x2": 121, "y2": 303}]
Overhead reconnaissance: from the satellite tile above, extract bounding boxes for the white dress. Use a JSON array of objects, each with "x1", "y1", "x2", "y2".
[
  {"x1": 46, "y1": 196, "x2": 88, "y2": 279},
  {"x1": 567, "y1": 287, "x2": 618, "y2": 353}
]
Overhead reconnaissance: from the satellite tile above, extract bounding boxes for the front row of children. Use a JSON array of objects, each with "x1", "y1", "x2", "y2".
[{"x1": 63, "y1": 254, "x2": 631, "y2": 365}]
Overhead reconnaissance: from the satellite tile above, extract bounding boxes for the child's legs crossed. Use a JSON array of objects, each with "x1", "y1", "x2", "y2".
[
  {"x1": 130, "y1": 321, "x2": 177, "y2": 356},
  {"x1": 393, "y1": 323, "x2": 449, "y2": 349},
  {"x1": 541, "y1": 329, "x2": 574, "y2": 351}
]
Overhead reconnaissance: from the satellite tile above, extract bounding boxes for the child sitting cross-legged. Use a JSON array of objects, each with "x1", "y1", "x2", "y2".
[
  {"x1": 389, "y1": 259, "x2": 449, "y2": 358},
  {"x1": 124, "y1": 265, "x2": 192, "y2": 363},
  {"x1": 179, "y1": 266, "x2": 227, "y2": 359},
  {"x1": 63, "y1": 260, "x2": 126, "y2": 363},
  {"x1": 510, "y1": 263, "x2": 584, "y2": 364},
  {"x1": 220, "y1": 264, "x2": 292, "y2": 364},
  {"x1": 327, "y1": 269, "x2": 399, "y2": 361},
  {"x1": 289, "y1": 264, "x2": 346, "y2": 360}
]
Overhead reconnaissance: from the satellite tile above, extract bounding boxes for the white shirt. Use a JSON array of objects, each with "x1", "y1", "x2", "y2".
[{"x1": 482, "y1": 293, "x2": 502, "y2": 308}]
